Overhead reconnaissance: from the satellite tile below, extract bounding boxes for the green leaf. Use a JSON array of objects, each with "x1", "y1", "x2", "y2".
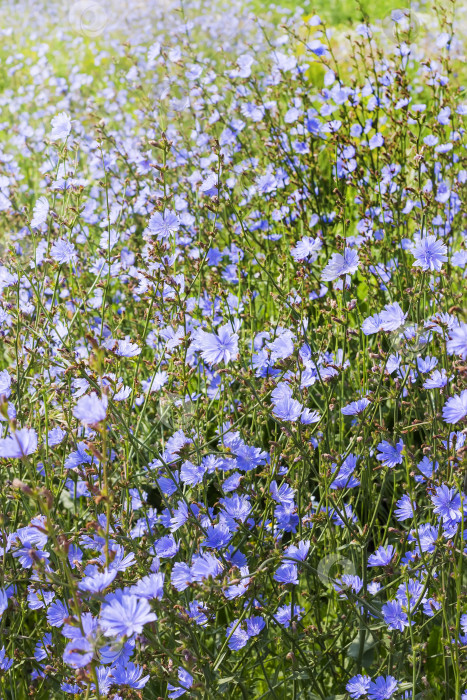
[
  {"x1": 347, "y1": 632, "x2": 377, "y2": 669},
  {"x1": 425, "y1": 625, "x2": 443, "y2": 690}
]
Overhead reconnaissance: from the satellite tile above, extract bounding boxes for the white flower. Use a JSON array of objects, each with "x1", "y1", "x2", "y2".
[
  {"x1": 31, "y1": 196, "x2": 49, "y2": 228},
  {"x1": 50, "y1": 112, "x2": 72, "y2": 141}
]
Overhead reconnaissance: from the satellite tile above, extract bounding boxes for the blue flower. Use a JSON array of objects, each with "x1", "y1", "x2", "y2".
[
  {"x1": 394, "y1": 495, "x2": 416, "y2": 521},
  {"x1": 46, "y1": 427, "x2": 66, "y2": 446},
  {"x1": 130, "y1": 573, "x2": 164, "y2": 600},
  {"x1": 431, "y1": 485, "x2": 462, "y2": 523},
  {"x1": 338, "y1": 575, "x2": 363, "y2": 594},
  {"x1": 34, "y1": 632, "x2": 53, "y2": 662},
  {"x1": 411, "y1": 234, "x2": 448, "y2": 271},
  {"x1": 0, "y1": 370, "x2": 11, "y2": 400},
  {"x1": 416, "y1": 355, "x2": 438, "y2": 373},
  {"x1": 423, "y1": 598, "x2": 441, "y2": 617},
  {"x1": 442, "y1": 431, "x2": 466, "y2": 452},
  {"x1": 168, "y1": 668, "x2": 194, "y2": 698},
  {"x1": 341, "y1": 398, "x2": 371, "y2": 415},
  {"x1": 331, "y1": 502, "x2": 358, "y2": 528},
  {"x1": 272, "y1": 395, "x2": 303, "y2": 421},
  {"x1": 0, "y1": 428, "x2": 37, "y2": 459},
  {"x1": 376, "y1": 439, "x2": 404, "y2": 468},
  {"x1": 99, "y1": 592, "x2": 157, "y2": 638},
  {"x1": 15, "y1": 524, "x2": 48, "y2": 550},
  {"x1": 367, "y1": 675, "x2": 399, "y2": 699},
  {"x1": 13, "y1": 540, "x2": 49, "y2": 569},
  {"x1": 191, "y1": 553, "x2": 223, "y2": 582},
  {"x1": 203, "y1": 524, "x2": 232, "y2": 549},
  {"x1": 0, "y1": 588, "x2": 8, "y2": 618},
  {"x1": 147, "y1": 209, "x2": 180, "y2": 240},
  {"x1": 220, "y1": 493, "x2": 251, "y2": 521},
  {"x1": 291, "y1": 236, "x2": 322, "y2": 262},
  {"x1": 246, "y1": 616, "x2": 265, "y2": 637},
  {"x1": 60, "y1": 683, "x2": 81, "y2": 695},
  {"x1": 270, "y1": 481, "x2": 295, "y2": 506},
  {"x1": 442, "y1": 390, "x2": 467, "y2": 424},
  {"x1": 115, "y1": 339, "x2": 141, "y2": 357},
  {"x1": 111, "y1": 661, "x2": 150, "y2": 689},
  {"x1": 273, "y1": 603, "x2": 304, "y2": 628},
  {"x1": 350, "y1": 123, "x2": 363, "y2": 137},
  {"x1": 180, "y1": 460, "x2": 206, "y2": 486},
  {"x1": 235, "y1": 443, "x2": 268, "y2": 472},
  {"x1": 435, "y1": 181, "x2": 450, "y2": 203},
  {"x1": 50, "y1": 238, "x2": 77, "y2": 265},
  {"x1": 170, "y1": 500, "x2": 189, "y2": 532},
  {"x1": 346, "y1": 674, "x2": 371, "y2": 698},
  {"x1": 46, "y1": 599, "x2": 68, "y2": 627},
  {"x1": 50, "y1": 111, "x2": 72, "y2": 140},
  {"x1": 0, "y1": 647, "x2": 12, "y2": 671},
  {"x1": 171, "y1": 562, "x2": 193, "y2": 592},
  {"x1": 447, "y1": 323, "x2": 467, "y2": 359},
  {"x1": 416, "y1": 456, "x2": 438, "y2": 482},
  {"x1": 225, "y1": 566, "x2": 250, "y2": 599},
  {"x1": 362, "y1": 313, "x2": 383, "y2": 335},
  {"x1": 273, "y1": 563, "x2": 298, "y2": 585},
  {"x1": 63, "y1": 638, "x2": 93, "y2": 669},
  {"x1": 369, "y1": 133, "x2": 384, "y2": 149},
  {"x1": 168, "y1": 667, "x2": 193, "y2": 698},
  {"x1": 300, "y1": 407, "x2": 321, "y2": 424},
  {"x1": 410, "y1": 523, "x2": 438, "y2": 554},
  {"x1": 79, "y1": 569, "x2": 117, "y2": 594},
  {"x1": 187, "y1": 600, "x2": 208, "y2": 626},
  {"x1": 267, "y1": 331, "x2": 295, "y2": 362},
  {"x1": 396, "y1": 578, "x2": 424, "y2": 612},
  {"x1": 73, "y1": 393, "x2": 107, "y2": 426},
  {"x1": 99, "y1": 637, "x2": 134, "y2": 666},
  {"x1": 368, "y1": 545, "x2": 395, "y2": 567},
  {"x1": 226, "y1": 620, "x2": 249, "y2": 650},
  {"x1": 192, "y1": 323, "x2": 239, "y2": 365},
  {"x1": 382, "y1": 599, "x2": 410, "y2": 631},
  {"x1": 362, "y1": 303, "x2": 407, "y2": 334},
  {"x1": 63, "y1": 612, "x2": 98, "y2": 642},
  {"x1": 330, "y1": 454, "x2": 360, "y2": 489},
  {"x1": 423, "y1": 368, "x2": 448, "y2": 389},
  {"x1": 91, "y1": 666, "x2": 113, "y2": 695},
  {"x1": 321, "y1": 248, "x2": 359, "y2": 282},
  {"x1": 155, "y1": 535, "x2": 179, "y2": 558},
  {"x1": 222, "y1": 472, "x2": 242, "y2": 492},
  {"x1": 27, "y1": 588, "x2": 54, "y2": 610},
  {"x1": 379, "y1": 302, "x2": 406, "y2": 331},
  {"x1": 284, "y1": 540, "x2": 310, "y2": 562}
]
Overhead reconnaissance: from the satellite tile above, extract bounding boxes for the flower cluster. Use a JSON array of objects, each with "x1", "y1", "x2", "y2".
[{"x1": 0, "y1": 0, "x2": 466, "y2": 697}]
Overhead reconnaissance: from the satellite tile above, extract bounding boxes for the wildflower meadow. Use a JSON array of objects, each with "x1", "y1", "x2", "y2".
[{"x1": 0, "y1": 0, "x2": 466, "y2": 697}]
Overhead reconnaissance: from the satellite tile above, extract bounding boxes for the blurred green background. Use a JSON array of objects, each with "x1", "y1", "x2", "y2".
[{"x1": 260, "y1": 0, "x2": 419, "y2": 26}]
